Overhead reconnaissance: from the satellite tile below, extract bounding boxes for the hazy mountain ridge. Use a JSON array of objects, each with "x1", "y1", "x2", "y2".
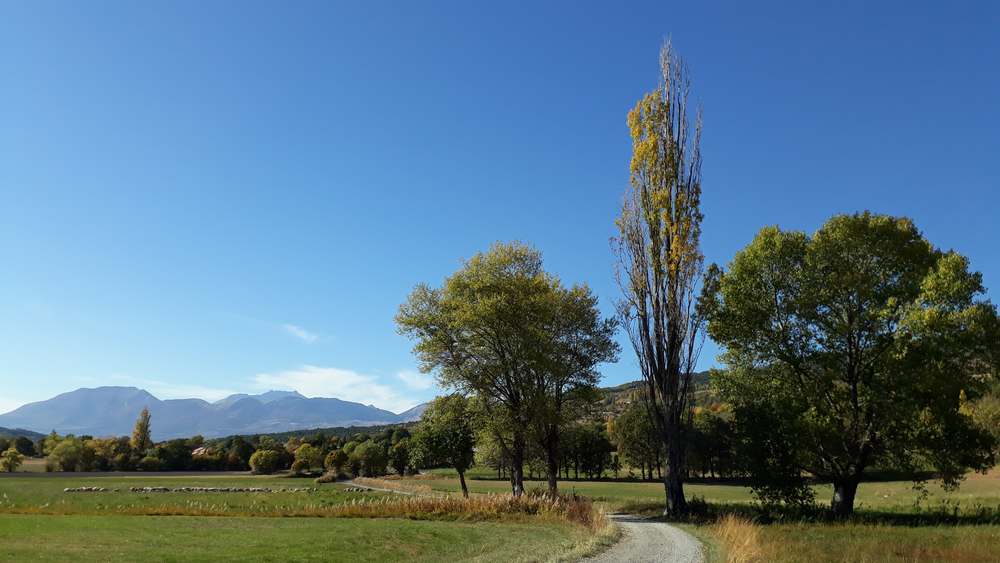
[
  {"x1": 0, "y1": 426, "x2": 44, "y2": 440},
  {"x1": 0, "y1": 387, "x2": 428, "y2": 440}
]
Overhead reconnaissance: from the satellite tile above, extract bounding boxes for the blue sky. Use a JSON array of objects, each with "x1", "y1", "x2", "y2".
[{"x1": 1, "y1": 1, "x2": 997, "y2": 414}]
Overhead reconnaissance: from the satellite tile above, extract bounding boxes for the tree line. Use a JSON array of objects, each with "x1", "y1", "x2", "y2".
[{"x1": 396, "y1": 39, "x2": 1000, "y2": 518}]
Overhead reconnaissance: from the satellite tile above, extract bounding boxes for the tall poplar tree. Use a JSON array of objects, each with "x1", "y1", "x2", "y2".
[
  {"x1": 614, "y1": 40, "x2": 705, "y2": 517},
  {"x1": 130, "y1": 407, "x2": 153, "y2": 453}
]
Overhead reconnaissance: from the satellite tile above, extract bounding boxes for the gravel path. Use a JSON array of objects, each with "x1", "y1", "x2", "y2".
[{"x1": 583, "y1": 513, "x2": 703, "y2": 563}]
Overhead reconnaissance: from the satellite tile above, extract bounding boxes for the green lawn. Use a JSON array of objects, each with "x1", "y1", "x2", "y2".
[
  {"x1": 0, "y1": 514, "x2": 589, "y2": 562},
  {"x1": 0, "y1": 474, "x2": 382, "y2": 516},
  {"x1": 419, "y1": 468, "x2": 1000, "y2": 514}
]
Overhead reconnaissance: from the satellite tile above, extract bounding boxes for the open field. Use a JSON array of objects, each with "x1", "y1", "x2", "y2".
[
  {"x1": 0, "y1": 514, "x2": 589, "y2": 562},
  {"x1": 754, "y1": 523, "x2": 1000, "y2": 563},
  {"x1": 412, "y1": 468, "x2": 1000, "y2": 561},
  {"x1": 0, "y1": 474, "x2": 383, "y2": 516},
  {"x1": 421, "y1": 468, "x2": 1000, "y2": 515},
  {"x1": 0, "y1": 473, "x2": 602, "y2": 562}
]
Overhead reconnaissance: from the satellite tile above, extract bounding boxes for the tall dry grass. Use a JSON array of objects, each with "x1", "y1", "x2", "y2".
[
  {"x1": 711, "y1": 514, "x2": 764, "y2": 563},
  {"x1": 352, "y1": 477, "x2": 433, "y2": 495}
]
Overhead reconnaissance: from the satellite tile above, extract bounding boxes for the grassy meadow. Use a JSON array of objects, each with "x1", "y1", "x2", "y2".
[
  {"x1": 4, "y1": 468, "x2": 1000, "y2": 561},
  {"x1": 409, "y1": 468, "x2": 1000, "y2": 562},
  {"x1": 0, "y1": 514, "x2": 589, "y2": 562},
  {"x1": 0, "y1": 473, "x2": 604, "y2": 562}
]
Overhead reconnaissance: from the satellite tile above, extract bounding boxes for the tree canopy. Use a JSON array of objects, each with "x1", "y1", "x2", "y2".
[
  {"x1": 703, "y1": 212, "x2": 999, "y2": 515},
  {"x1": 397, "y1": 241, "x2": 616, "y2": 495}
]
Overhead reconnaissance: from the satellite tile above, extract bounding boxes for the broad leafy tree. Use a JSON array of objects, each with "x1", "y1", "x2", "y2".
[
  {"x1": 398, "y1": 241, "x2": 614, "y2": 496},
  {"x1": 703, "y1": 212, "x2": 999, "y2": 515}
]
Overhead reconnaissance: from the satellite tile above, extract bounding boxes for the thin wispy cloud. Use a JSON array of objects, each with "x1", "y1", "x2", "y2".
[
  {"x1": 281, "y1": 323, "x2": 319, "y2": 344},
  {"x1": 252, "y1": 365, "x2": 425, "y2": 414},
  {"x1": 397, "y1": 370, "x2": 435, "y2": 391}
]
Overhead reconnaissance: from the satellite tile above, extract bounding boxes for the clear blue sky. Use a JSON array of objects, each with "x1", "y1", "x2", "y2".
[{"x1": 2, "y1": 1, "x2": 997, "y2": 414}]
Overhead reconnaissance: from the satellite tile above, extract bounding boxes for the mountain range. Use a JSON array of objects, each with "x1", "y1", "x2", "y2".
[{"x1": 0, "y1": 387, "x2": 428, "y2": 440}]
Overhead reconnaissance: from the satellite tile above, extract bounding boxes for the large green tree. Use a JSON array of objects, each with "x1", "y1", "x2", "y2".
[
  {"x1": 532, "y1": 286, "x2": 618, "y2": 494},
  {"x1": 398, "y1": 241, "x2": 614, "y2": 496},
  {"x1": 703, "y1": 212, "x2": 998, "y2": 515},
  {"x1": 614, "y1": 40, "x2": 706, "y2": 516}
]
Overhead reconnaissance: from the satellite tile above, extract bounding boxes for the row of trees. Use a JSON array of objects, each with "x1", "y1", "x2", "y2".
[{"x1": 396, "y1": 39, "x2": 999, "y2": 518}]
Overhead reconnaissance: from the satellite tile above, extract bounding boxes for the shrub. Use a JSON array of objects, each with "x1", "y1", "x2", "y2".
[
  {"x1": 249, "y1": 450, "x2": 281, "y2": 475},
  {"x1": 295, "y1": 444, "x2": 322, "y2": 471},
  {"x1": 325, "y1": 450, "x2": 348, "y2": 475},
  {"x1": 291, "y1": 459, "x2": 309, "y2": 475},
  {"x1": 138, "y1": 455, "x2": 162, "y2": 472},
  {"x1": 1, "y1": 448, "x2": 23, "y2": 472},
  {"x1": 315, "y1": 471, "x2": 338, "y2": 484}
]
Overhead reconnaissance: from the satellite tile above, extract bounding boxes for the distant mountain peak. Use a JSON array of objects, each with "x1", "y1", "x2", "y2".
[{"x1": 0, "y1": 386, "x2": 421, "y2": 440}]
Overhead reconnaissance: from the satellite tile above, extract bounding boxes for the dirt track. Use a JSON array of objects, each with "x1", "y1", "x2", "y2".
[{"x1": 583, "y1": 513, "x2": 703, "y2": 563}]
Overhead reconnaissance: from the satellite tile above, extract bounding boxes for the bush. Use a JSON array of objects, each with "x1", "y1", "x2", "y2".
[
  {"x1": 325, "y1": 450, "x2": 348, "y2": 474},
  {"x1": 138, "y1": 455, "x2": 162, "y2": 472},
  {"x1": 249, "y1": 450, "x2": 281, "y2": 475},
  {"x1": 291, "y1": 459, "x2": 309, "y2": 475},
  {"x1": 314, "y1": 471, "x2": 338, "y2": 484},
  {"x1": 1, "y1": 448, "x2": 23, "y2": 472}
]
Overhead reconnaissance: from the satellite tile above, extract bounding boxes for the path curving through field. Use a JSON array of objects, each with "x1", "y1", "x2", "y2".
[{"x1": 583, "y1": 513, "x2": 704, "y2": 563}]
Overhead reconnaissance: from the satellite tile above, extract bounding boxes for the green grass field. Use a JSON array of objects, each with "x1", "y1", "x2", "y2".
[
  {"x1": 0, "y1": 473, "x2": 596, "y2": 562},
  {"x1": 5, "y1": 469, "x2": 1000, "y2": 561},
  {"x1": 422, "y1": 467, "x2": 1000, "y2": 514},
  {"x1": 0, "y1": 474, "x2": 382, "y2": 516},
  {"x1": 0, "y1": 514, "x2": 588, "y2": 562},
  {"x1": 416, "y1": 468, "x2": 1000, "y2": 562}
]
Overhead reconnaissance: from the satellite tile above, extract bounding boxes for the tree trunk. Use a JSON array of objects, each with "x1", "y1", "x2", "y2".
[
  {"x1": 510, "y1": 432, "x2": 526, "y2": 497},
  {"x1": 662, "y1": 427, "x2": 687, "y2": 517},
  {"x1": 544, "y1": 431, "x2": 559, "y2": 496},
  {"x1": 458, "y1": 469, "x2": 469, "y2": 499},
  {"x1": 831, "y1": 477, "x2": 860, "y2": 517}
]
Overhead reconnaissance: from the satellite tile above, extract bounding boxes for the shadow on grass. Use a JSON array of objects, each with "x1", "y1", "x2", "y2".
[{"x1": 619, "y1": 497, "x2": 1000, "y2": 527}]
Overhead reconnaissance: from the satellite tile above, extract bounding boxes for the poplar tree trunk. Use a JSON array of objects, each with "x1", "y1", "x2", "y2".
[{"x1": 663, "y1": 424, "x2": 688, "y2": 517}]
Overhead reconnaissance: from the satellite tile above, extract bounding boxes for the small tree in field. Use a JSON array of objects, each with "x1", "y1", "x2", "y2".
[
  {"x1": 249, "y1": 450, "x2": 280, "y2": 475},
  {"x1": 294, "y1": 444, "x2": 322, "y2": 471},
  {"x1": 325, "y1": 450, "x2": 348, "y2": 475},
  {"x1": 1, "y1": 448, "x2": 23, "y2": 472},
  {"x1": 130, "y1": 407, "x2": 153, "y2": 453},
  {"x1": 389, "y1": 438, "x2": 410, "y2": 475},
  {"x1": 411, "y1": 395, "x2": 476, "y2": 497},
  {"x1": 703, "y1": 212, "x2": 999, "y2": 516}
]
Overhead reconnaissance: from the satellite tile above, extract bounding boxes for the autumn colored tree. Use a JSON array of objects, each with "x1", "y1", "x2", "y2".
[
  {"x1": 130, "y1": 407, "x2": 153, "y2": 453},
  {"x1": 0, "y1": 448, "x2": 23, "y2": 472},
  {"x1": 614, "y1": 40, "x2": 705, "y2": 517}
]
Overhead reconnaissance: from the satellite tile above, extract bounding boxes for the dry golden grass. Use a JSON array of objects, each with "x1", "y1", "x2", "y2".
[
  {"x1": 353, "y1": 476, "x2": 433, "y2": 494},
  {"x1": 331, "y1": 492, "x2": 608, "y2": 532},
  {"x1": 711, "y1": 514, "x2": 764, "y2": 563}
]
